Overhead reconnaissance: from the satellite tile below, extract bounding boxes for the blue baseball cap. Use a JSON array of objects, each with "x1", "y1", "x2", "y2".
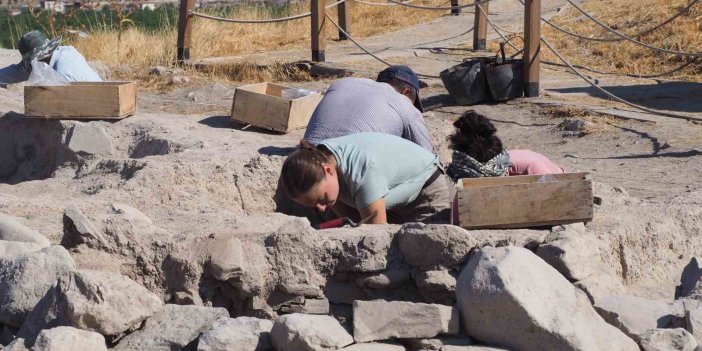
[{"x1": 377, "y1": 65, "x2": 424, "y2": 112}]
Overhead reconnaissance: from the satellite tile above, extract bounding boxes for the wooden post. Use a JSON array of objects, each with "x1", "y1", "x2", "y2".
[
  {"x1": 523, "y1": 0, "x2": 541, "y2": 97},
  {"x1": 473, "y1": 0, "x2": 488, "y2": 50},
  {"x1": 311, "y1": 0, "x2": 326, "y2": 62},
  {"x1": 176, "y1": 0, "x2": 195, "y2": 63},
  {"x1": 337, "y1": 0, "x2": 350, "y2": 40},
  {"x1": 450, "y1": 0, "x2": 460, "y2": 15}
]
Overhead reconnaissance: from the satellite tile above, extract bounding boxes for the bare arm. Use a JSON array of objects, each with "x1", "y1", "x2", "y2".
[{"x1": 360, "y1": 198, "x2": 387, "y2": 224}]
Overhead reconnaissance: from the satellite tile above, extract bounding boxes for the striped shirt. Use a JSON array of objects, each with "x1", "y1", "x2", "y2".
[{"x1": 304, "y1": 78, "x2": 433, "y2": 151}]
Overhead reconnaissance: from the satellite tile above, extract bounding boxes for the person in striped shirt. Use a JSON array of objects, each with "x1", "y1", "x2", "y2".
[{"x1": 303, "y1": 65, "x2": 433, "y2": 151}]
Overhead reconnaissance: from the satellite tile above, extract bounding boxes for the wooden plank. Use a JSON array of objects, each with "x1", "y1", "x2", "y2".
[
  {"x1": 231, "y1": 85, "x2": 291, "y2": 132},
  {"x1": 473, "y1": 0, "x2": 489, "y2": 50},
  {"x1": 523, "y1": 0, "x2": 541, "y2": 97},
  {"x1": 24, "y1": 81, "x2": 135, "y2": 119},
  {"x1": 459, "y1": 172, "x2": 589, "y2": 188},
  {"x1": 457, "y1": 177, "x2": 593, "y2": 229},
  {"x1": 287, "y1": 93, "x2": 323, "y2": 131}
]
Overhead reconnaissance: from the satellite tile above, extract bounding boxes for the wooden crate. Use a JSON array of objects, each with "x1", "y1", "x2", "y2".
[
  {"x1": 24, "y1": 81, "x2": 136, "y2": 119},
  {"x1": 230, "y1": 82, "x2": 323, "y2": 133},
  {"x1": 453, "y1": 172, "x2": 593, "y2": 229}
]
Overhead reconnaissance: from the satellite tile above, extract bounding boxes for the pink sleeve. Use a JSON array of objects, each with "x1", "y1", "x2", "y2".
[{"x1": 508, "y1": 150, "x2": 564, "y2": 175}]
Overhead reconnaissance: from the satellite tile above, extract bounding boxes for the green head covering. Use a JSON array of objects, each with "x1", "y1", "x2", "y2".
[{"x1": 18, "y1": 30, "x2": 62, "y2": 70}]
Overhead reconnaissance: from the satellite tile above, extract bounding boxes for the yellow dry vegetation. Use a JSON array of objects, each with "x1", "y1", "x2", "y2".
[
  {"x1": 540, "y1": 0, "x2": 702, "y2": 81},
  {"x1": 71, "y1": 1, "x2": 444, "y2": 69}
]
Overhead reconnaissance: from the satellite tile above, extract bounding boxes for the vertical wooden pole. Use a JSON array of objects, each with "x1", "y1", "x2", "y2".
[
  {"x1": 523, "y1": 0, "x2": 541, "y2": 97},
  {"x1": 450, "y1": 0, "x2": 460, "y2": 15},
  {"x1": 311, "y1": 0, "x2": 326, "y2": 62},
  {"x1": 472, "y1": 0, "x2": 488, "y2": 50},
  {"x1": 337, "y1": 0, "x2": 350, "y2": 40},
  {"x1": 176, "y1": 0, "x2": 195, "y2": 63}
]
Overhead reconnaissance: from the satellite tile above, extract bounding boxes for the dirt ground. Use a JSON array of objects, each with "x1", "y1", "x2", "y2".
[{"x1": 1, "y1": 0, "x2": 701, "y2": 302}]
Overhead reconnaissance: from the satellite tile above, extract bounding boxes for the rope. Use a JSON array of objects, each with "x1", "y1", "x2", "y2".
[
  {"x1": 324, "y1": 12, "x2": 440, "y2": 78},
  {"x1": 541, "y1": 36, "x2": 702, "y2": 122},
  {"x1": 540, "y1": 0, "x2": 702, "y2": 43},
  {"x1": 189, "y1": 0, "x2": 346, "y2": 24},
  {"x1": 543, "y1": 58, "x2": 701, "y2": 79},
  {"x1": 385, "y1": 0, "x2": 493, "y2": 11},
  {"x1": 353, "y1": 0, "x2": 415, "y2": 6},
  {"x1": 563, "y1": 0, "x2": 702, "y2": 57}
]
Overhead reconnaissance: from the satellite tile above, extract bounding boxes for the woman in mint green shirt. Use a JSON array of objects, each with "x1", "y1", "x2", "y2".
[{"x1": 280, "y1": 132, "x2": 451, "y2": 224}]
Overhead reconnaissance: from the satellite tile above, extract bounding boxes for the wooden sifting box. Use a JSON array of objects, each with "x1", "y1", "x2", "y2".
[
  {"x1": 453, "y1": 172, "x2": 593, "y2": 229},
  {"x1": 24, "y1": 81, "x2": 137, "y2": 119},
  {"x1": 230, "y1": 82, "x2": 323, "y2": 133}
]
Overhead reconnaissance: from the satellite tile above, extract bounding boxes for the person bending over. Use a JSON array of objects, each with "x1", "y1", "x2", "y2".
[
  {"x1": 303, "y1": 65, "x2": 433, "y2": 151},
  {"x1": 280, "y1": 133, "x2": 451, "y2": 224},
  {"x1": 447, "y1": 110, "x2": 564, "y2": 179},
  {"x1": 0, "y1": 30, "x2": 101, "y2": 86}
]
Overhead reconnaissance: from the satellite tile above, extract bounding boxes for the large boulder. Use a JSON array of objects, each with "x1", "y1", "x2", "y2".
[
  {"x1": 0, "y1": 246, "x2": 75, "y2": 327},
  {"x1": 535, "y1": 224, "x2": 602, "y2": 281},
  {"x1": 593, "y1": 295, "x2": 684, "y2": 341},
  {"x1": 18, "y1": 270, "x2": 163, "y2": 341},
  {"x1": 573, "y1": 270, "x2": 627, "y2": 304},
  {"x1": 639, "y1": 328, "x2": 697, "y2": 351},
  {"x1": 457, "y1": 246, "x2": 638, "y2": 351},
  {"x1": 0, "y1": 214, "x2": 50, "y2": 246},
  {"x1": 114, "y1": 304, "x2": 228, "y2": 351},
  {"x1": 0, "y1": 241, "x2": 47, "y2": 258},
  {"x1": 32, "y1": 326, "x2": 107, "y2": 351},
  {"x1": 198, "y1": 316, "x2": 273, "y2": 351},
  {"x1": 353, "y1": 300, "x2": 459, "y2": 342},
  {"x1": 685, "y1": 304, "x2": 702, "y2": 345},
  {"x1": 4, "y1": 338, "x2": 30, "y2": 351},
  {"x1": 270, "y1": 313, "x2": 353, "y2": 351}
]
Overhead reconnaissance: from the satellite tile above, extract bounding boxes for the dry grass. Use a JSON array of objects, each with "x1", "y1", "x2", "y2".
[
  {"x1": 70, "y1": 1, "x2": 444, "y2": 70},
  {"x1": 538, "y1": 105, "x2": 631, "y2": 134},
  {"x1": 540, "y1": 0, "x2": 702, "y2": 81}
]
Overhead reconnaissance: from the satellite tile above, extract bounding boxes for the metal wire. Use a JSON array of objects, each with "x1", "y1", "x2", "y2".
[
  {"x1": 324, "y1": 12, "x2": 441, "y2": 78},
  {"x1": 540, "y1": 0, "x2": 701, "y2": 42},
  {"x1": 563, "y1": 0, "x2": 702, "y2": 57},
  {"x1": 541, "y1": 36, "x2": 702, "y2": 122},
  {"x1": 189, "y1": 0, "x2": 346, "y2": 24},
  {"x1": 385, "y1": 0, "x2": 493, "y2": 11},
  {"x1": 543, "y1": 58, "x2": 701, "y2": 79}
]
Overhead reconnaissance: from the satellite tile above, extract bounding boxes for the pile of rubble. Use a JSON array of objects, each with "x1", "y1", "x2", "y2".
[{"x1": 1, "y1": 203, "x2": 701, "y2": 351}]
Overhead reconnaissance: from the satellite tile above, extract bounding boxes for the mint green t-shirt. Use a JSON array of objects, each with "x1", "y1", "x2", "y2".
[{"x1": 320, "y1": 132, "x2": 439, "y2": 210}]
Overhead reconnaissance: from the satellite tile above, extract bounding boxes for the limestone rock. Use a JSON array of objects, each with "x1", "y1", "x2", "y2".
[
  {"x1": 114, "y1": 304, "x2": 228, "y2": 351},
  {"x1": 208, "y1": 236, "x2": 244, "y2": 281},
  {"x1": 573, "y1": 270, "x2": 627, "y2": 304},
  {"x1": 441, "y1": 347, "x2": 508, "y2": 351},
  {"x1": 332, "y1": 227, "x2": 396, "y2": 273},
  {"x1": 270, "y1": 313, "x2": 353, "y2": 351},
  {"x1": 32, "y1": 326, "x2": 107, "y2": 351},
  {"x1": 403, "y1": 337, "x2": 472, "y2": 351},
  {"x1": 677, "y1": 257, "x2": 702, "y2": 299},
  {"x1": 4, "y1": 338, "x2": 29, "y2": 351},
  {"x1": 353, "y1": 300, "x2": 459, "y2": 343},
  {"x1": 198, "y1": 316, "x2": 273, "y2": 351},
  {"x1": 639, "y1": 328, "x2": 697, "y2": 351},
  {"x1": 536, "y1": 225, "x2": 602, "y2": 281},
  {"x1": 594, "y1": 295, "x2": 684, "y2": 341},
  {"x1": 415, "y1": 269, "x2": 457, "y2": 304},
  {"x1": 457, "y1": 246, "x2": 638, "y2": 351},
  {"x1": 340, "y1": 343, "x2": 406, "y2": 351},
  {"x1": 64, "y1": 122, "x2": 114, "y2": 156},
  {"x1": 397, "y1": 224, "x2": 476, "y2": 268},
  {"x1": 61, "y1": 205, "x2": 109, "y2": 250},
  {"x1": 357, "y1": 267, "x2": 410, "y2": 290},
  {"x1": 18, "y1": 270, "x2": 163, "y2": 341},
  {"x1": 685, "y1": 304, "x2": 702, "y2": 345},
  {"x1": 0, "y1": 241, "x2": 46, "y2": 258},
  {"x1": 0, "y1": 214, "x2": 49, "y2": 246},
  {"x1": 0, "y1": 246, "x2": 75, "y2": 327}
]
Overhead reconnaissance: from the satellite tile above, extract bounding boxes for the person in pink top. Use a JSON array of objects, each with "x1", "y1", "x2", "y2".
[{"x1": 446, "y1": 110, "x2": 564, "y2": 179}]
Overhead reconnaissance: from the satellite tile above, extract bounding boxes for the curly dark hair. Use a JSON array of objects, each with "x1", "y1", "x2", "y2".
[{"x1": 447, "y1": 110, "x2": 504, "y2": 163}]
